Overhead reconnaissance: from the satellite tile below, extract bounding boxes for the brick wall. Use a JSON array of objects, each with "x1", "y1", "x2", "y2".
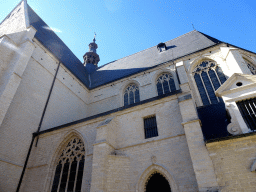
[{"x1": 206, "y1": 135, "x2": 256, "y2": 192}]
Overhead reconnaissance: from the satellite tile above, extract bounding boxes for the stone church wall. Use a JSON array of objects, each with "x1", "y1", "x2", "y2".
[
  {"x1": 90, "y1": 95, "x2": 199, "y2": 192},
  {"x1": 0, "y1": 1, "x2": 27, "y2": 37},
  {"x1": 0, "y1": 38, "x2": 89, "y2": 191},
  {"x1": 0, "y1": 54, "x2": 56, "y2": 191},
  {"x1": 31, "y1": 41, "x2": 89, "y2": 131},
  {"x1": 20, "y1": 92, "x2": 199, "y2": 192},
  {"x1": 87, "y1": 63, "x2": 178, "y2": 117},
  {"x1": 206, "y1": 135, "x2": 256, "y2": 192},
  {"x1": 20, "y1": 118, "x2": 98, "y2": 192}
]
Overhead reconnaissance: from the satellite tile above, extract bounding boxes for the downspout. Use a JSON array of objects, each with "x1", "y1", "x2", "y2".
[
  {"x1": 16, "y1": 62, "x2": 61, "y2": 192},
  {"x1": 35, "y1": 61, "x2": 61, "y2": 146}
]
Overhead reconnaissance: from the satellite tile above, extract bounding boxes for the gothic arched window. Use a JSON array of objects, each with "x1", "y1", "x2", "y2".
[
  {"x1": 124, "y1": 84, "x2": 140, "y2": 106},
  {"x1": 51, "y1": 137, "x2": 85, "y2": 192},
  {"x1": 244, "y1": 58, "x2": 256, "y2": 75},
  {"x1": 156, "y1": 73, "x2": 176, "y2": 96},
  {"x1": 193, "y1": 60, "x2": 226, "y2": 106}
]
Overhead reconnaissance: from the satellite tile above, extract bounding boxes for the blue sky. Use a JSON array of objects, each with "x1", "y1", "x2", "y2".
[{"x1": 1, "y1": 0, "x2": 256, "y2": 66}]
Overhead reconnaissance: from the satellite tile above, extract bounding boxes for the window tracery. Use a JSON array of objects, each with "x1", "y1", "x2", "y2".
[
  {"x1": 192, "y1": 60, "x2": 226, "y2": 106},
  {"x1": 124, "y1": 84, "x2": 140, "y2": 106},
  {"x1": 51, "y1": 137, "x2": 85, "y2": 192},
  {"x1": 156, "y1": 73, "x2": 176, "y2": 96},
  {"x1": 244, "y1": 58, "x2": 256, "y2": 75}
]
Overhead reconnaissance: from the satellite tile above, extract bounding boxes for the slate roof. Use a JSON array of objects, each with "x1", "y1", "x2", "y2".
[
  {"x1": 1, "y1": 1, "x2": 224, "y2": 89},
  {"x1": 91, "y1": 30, "x2": 222, "y2": 88},
  {"x1": 26, "y1": 4, "x2": 90, "y2": 86}
]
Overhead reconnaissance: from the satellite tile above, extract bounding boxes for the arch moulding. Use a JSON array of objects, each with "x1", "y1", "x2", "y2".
[
  {"x1": 152, "y1": 67, "x2": 179, "y2": 94},
  {"x1": 44, "y1": 129, "x2": 88, "y2": 191},
  {"x1": 188, "y1": 55, "x2": 216, "y2": 74},
  {"x1": 136, "y1": 164, "x2": 180, "y2": 192}
]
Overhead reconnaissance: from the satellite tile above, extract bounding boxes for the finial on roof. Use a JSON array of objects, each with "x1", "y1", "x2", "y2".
[
  {"x1": 192, "y1": 24, "x2": 195, "y2": 30},
  {"x1": 93, "y1": 32, "x2": 96, "y2": 43},
  {"x1": 83, "y1": 34, "x2": 100, "y2": 69}
]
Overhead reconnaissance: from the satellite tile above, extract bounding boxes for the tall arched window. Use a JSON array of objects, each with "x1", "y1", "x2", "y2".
[
  {"x1": 124, "y1": 83, "x2": 140, "y2": 106},
  {"x1": 51, "y1": 137, "x2": 85, "y2": 192},
  {"x1": 193, "y1": 60, "x2": 226, "y2": 106},
  {"x1": 156, "y1": 73, "x2": 176, "y2": 96},
  {"x1": 244, "y1": 58, "x2": 256, "y2": 75}
]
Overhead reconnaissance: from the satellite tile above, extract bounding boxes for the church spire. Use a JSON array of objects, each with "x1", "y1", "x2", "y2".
[{"x1": 83, "y1": 33, "x2": 100, "y2": 71}]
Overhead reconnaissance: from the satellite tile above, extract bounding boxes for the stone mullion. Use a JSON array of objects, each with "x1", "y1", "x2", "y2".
[
  {"x1": 57, "y1": 161, "x2": 65, "y2": 192},
  {"x1": 128, "y1": 91, "x2": 130, "y2": 105},
  {"x1": 167, "y1": 78, "x2": 171, "y2": 92},
  {"x1": 73, "y1": 159, "x2": 80, "y2": 192},
  {"x1": 213, "y1": 67, "x2": 224, "y2": 102},
  {"x1": 206, "y1": 69, "x2": 220, "y2": 102},
  {"x1": 198, "y1": 72, "x2": 211, "y2": 104},
  {"x1": 64, "y1": 159, "x2": 72, "y2": 192},
  {"x1": 133, "y1": 91, "x2": 136, "y2": 103},
  {"x1": 213, "y1": 67, "x2": 222, "y2": 86},
  {"x1": 161, "y1": 80, "x2": 165, "y2": 94}
]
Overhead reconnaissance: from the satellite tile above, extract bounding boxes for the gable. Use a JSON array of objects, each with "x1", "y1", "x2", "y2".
[{"x1": 216, "y1": 73, "x2": 256, "y2": 96}]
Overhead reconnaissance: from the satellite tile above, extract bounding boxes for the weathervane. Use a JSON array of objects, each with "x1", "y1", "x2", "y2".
[{"x1": 192, "y1": 24, "x2": 195, "y2": 30}]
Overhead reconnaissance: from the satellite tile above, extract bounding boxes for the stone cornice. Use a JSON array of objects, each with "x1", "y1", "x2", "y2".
[{"x1": 181, "y1": 119, "x2": 201, "y2": 126}]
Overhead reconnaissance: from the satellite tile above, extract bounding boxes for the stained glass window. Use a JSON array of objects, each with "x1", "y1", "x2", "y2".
[
  {"x1": 124, "y1": 84, "x2": 140, "y2": 106},
  {"x1": 193, "y1": 60, "x2": 226, "y2": 105},
  {"x1": 156, "y1": 73, "x2": 176, "y2": 96},
  {"x1": 51, "y1": 137, "x2": 85, "y2": 192}
]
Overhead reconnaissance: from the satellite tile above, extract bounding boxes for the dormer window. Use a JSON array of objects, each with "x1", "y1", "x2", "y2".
[{"x1": 157, "y1": 42, "x2": 167, "y2": 52}]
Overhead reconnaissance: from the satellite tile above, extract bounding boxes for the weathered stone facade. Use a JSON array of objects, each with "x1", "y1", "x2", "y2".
[{"x1": 1, "y1": 1, "x2": 256, "y2": 192}]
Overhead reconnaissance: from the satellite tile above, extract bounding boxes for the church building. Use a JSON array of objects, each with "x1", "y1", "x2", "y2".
[{"x1": 1, "y1": 1, "x2": 256, "y2": 192}]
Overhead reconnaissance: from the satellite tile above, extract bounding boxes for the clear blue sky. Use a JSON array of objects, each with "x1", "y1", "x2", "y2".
[{"x1": 1, "y1": 0, "x2": 256, "y2": 66}]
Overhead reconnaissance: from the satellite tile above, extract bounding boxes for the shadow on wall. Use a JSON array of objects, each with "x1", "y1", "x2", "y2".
[{"x1": 197, "y1": 102, "x2": 230, "y2": 141}]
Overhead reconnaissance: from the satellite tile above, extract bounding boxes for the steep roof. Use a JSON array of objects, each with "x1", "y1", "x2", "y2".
[
  {"x1": 90, "y1": 30, "x2": 222, "y2": 88},
  {"x1": 26, "y1": 4, "x2": 91, "y2": 86},
  {"x1": 1, "y1": 0, "x2": 223, "y2": 89}
]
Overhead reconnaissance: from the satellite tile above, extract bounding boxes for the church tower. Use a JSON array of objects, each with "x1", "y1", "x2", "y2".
[{"x1": 83, "y1": 34, "x2": 100, "y2": 74}]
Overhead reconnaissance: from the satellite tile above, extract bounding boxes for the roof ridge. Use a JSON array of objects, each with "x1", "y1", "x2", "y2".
[{"x1": 98, "y1": 30, "x2": 197, "y2": 68}]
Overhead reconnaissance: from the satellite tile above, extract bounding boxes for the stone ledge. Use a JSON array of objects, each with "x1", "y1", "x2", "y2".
[
  {"x1": 205, "y1": 131, "x2": 256, "y2": 144},
  {"x1": 178, "y1": 93, "x2": 192, "y2": 103},
  {"x1": 181, "y1": 119, "x2": 201, "y2": 126}
]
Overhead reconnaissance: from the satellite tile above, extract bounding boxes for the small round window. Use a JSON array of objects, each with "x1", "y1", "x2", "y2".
[{"x1": 236, "y1": 82, "x2": 243, "y2": 86}]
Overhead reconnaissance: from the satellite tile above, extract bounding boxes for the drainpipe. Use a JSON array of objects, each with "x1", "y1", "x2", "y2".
[
  {"x1": 35, "y1": 61, "x2": 61, "y2": 146},
  {"x1": 16, "y1": 62, "x2": 61, "y2": 192}
]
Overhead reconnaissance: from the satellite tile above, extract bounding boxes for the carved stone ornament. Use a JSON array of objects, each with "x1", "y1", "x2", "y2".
[
  {"x1": 151, "y1": 156, "x2": 157, "y2": 164},
  {"x1": 227, "y1": 121, "x2": 242, "y2": 135},
  {"x1": 247, "y1": 63, "x2": 256, "y2": 75}
]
